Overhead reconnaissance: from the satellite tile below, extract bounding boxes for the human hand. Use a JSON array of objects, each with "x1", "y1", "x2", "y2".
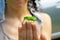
[{"x1": 19, "y1": 21, "x2": 47, "y2": 40}]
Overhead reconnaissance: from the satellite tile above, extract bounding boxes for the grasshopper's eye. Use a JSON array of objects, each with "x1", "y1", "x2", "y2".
[{"x1": 24, "y1": 16, "x2": 36, "y2": 21}]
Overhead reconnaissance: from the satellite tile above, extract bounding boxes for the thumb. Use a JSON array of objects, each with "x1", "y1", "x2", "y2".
[{"x1": 40, "y1": 33, "x2": 47, "y2": 40}]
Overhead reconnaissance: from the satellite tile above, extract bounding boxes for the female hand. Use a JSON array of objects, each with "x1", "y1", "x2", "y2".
[
  {"x1": 19, "y1": 21, "x2": 47, "y2": 40},
  {"x1": 19, "y1": 21, "x2": 39, "y2": 40}
]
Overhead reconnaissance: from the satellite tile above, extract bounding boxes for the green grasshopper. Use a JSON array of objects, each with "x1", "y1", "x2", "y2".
[{"x1": 24, "y1": 16, "x2": 36, "y2": 21}]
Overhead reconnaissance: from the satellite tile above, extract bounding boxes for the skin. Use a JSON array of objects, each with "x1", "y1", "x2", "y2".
[{"x1": 2, "y1": 0, "x2": 51, "y2": 40}]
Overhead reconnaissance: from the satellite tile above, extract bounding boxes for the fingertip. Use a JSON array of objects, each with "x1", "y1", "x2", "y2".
[
  {"x1": 40, "y1": 34, "x2": 46, "y2": 40},
  {"x1": 23, "y1": 20, "x2": 27, "y2": 25},
  {"x1": 18, "y1": 24, "x2": 22, "y2": 28},
  {"x1": 18, "y1": 23, "x2": 22, "y2": 31}
]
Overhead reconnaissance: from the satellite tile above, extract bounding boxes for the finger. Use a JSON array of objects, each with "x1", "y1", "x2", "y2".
[
  {"x1": 40, "y1": 26, "x2": 48, "y2": 40},
  {"x1": 22, "y1": 21, "x2": 27, "y2": 40},
  {"x1": 32, "y1": 23, "x2": 39, "y2": 40},
  {"x1": 18, "y1": 27, "x2": 23, "y2": 40},
  {"x1": 18, "y1": 24, "x2": 23, "y2": 40},
  {"x1": 26, "y1": 21, "x2": 33, "y2": 40},
  {"x1": 40, "y1": 34, "x2": 46, "y2": 40}
]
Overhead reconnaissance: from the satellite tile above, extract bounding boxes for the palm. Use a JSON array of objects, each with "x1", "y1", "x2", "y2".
[{"x1": 19, "y1": 21, "x2": 40, "y2": 40}]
